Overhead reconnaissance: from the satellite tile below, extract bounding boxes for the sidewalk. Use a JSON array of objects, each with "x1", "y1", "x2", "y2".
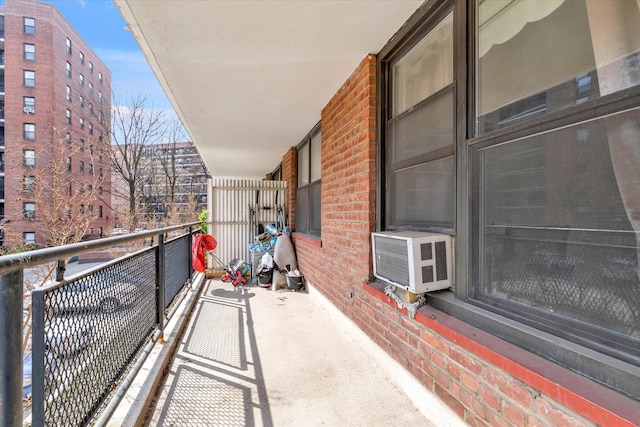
[{"x1": 141, "y1": 279, "x2": 465, "y2": 426}]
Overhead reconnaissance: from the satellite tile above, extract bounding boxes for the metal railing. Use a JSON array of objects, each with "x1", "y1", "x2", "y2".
[{"x1": 0, "y1": 222, "x2": 200, "y2": 426}]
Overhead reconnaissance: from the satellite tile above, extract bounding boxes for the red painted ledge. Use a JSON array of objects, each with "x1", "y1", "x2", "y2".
[{"x1": 363, "y1": 281, "x2": 639, "y2": 427}]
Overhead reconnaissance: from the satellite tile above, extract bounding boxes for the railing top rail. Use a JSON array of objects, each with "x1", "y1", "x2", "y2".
[{"x1": 0, "y1": 221, "x2": 201, "y2": 275}]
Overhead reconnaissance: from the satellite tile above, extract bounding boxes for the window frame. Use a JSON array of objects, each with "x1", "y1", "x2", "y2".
[
  {"x1": 23, "y1": 202, "x2": 35, "y2": 220},
  {"x1": 23, "y1": 123, "x2": 35, "y2": 140},
  {"x1": 66, "y1": 37, "x2": 72, "y2": 55},
  {"x1": 24, "y1": 70, "x2": 35, "y2": 87},
  {"x1": 24, "y1": 17, "x2": 35, "y2": 35},
  {"x1": 295, "y1": 122, "x2": 322, "y2": 236},
  {"x1": 23, "y1": 43, "x2": 35, "y2": 61},
  {"x1": 24, "y1": 150, "x2": 35, "y2": 166},
  {"x1": 372, "y1": 0, "x2": 640, "y2": 401},
  {"x1": 23, "y1": 97, "x2": 35, "y2": 114}
]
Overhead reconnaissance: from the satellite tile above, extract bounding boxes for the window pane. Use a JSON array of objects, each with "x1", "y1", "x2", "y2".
[
  {"x1": 389, "y1": 89, "x2": 454, "y2": 164},
  {"x1": 296, "y1": 187, "x2": 309, "y2": 232},
  {"x1": 310, "y1": 131, "x2": 322, "y2": 181},
  {"x1": 310, "y1": 181, "x2": 321, "y2": 233},
  {"x1": 389, "y1": 156, "x2": 454, "y2": 229},
  {"x1": 393, "y1": 12, "x2": 453, "y2": 116},
  {"x1": 476, "y1": 107, "x2": 640, "y2": 342},
  {"x1": 298, "y1": 143, "x2": 309, "y2": 187},
  {"x1": 477, "y1": 0, "x2": 640, "y2": 134}
]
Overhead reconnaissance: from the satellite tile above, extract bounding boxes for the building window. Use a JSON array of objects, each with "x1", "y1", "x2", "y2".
[
  {"x1": 79, "y1": 160, "x2": 84, "y2": 173},
  {"x1": 23, "y1": 43, "x2": 35, "y2": 61},
  {"x1": 88, "y1": 164, "x2": 93, "y2": 175},
  {"x1": 88, "y1": 123, "x2": 93, "y2": 135},
  {"x1": 79, "y1": 73, "x2": 84, "y2": 86},
  {"x1": 79, "y1": 117, "x2": 85, "y2": 130},
  {"x1": 99, "y1": 130, "x2": 103, "y2": 142},
  {"x1": 23, "y1": 232, "x2": 35, "y2": 245},
  {"x1": 66, "y1": 37, "x2": 72, "y2": 54},
  {"x1": 89, "y1": 144, "x2": 94, "y2": 155},
  {"x1": 79, "y1": 139, "x2": 85, "y2": 151},
  {"x1": 79, "y1": 95, "x2": 84, "y2": 107},
  {"x1": 99, "y1": 205, "x2": 103, "y2": 218},
  {"x1": 98, "y1": 111, "x2": 103, "y2": 123},
  {"x1": 88, "y1": 82, "x2": 93, "y2": 93},
  {"x1": 23, "y1": 202, "x2": 35, "y2": 219},
  {"x1": 296, "y1": 123, "x2": 321, "y2": 235},
  {"x1": 66, "y1": 62, "x2": 71, "y2": 77},
  {"x1": 89, "y1": 103, "x2": 93, "y2": 114},
  {"x1": 24, "y1": 123, "x2": 35, "y2": 140},
  {"x1": 98, "y1": 187, "x2": 103, "y2": 199},
  {"x1": 23, "y1": 176, "x2": 35, "y2": 192},
  {"x1": 24, "y1": 150, "x2": 35, "y2": 166},
  {"x1": 66, "y1": 133, "x2": 71, "y2": 146},
  {"x1": 23, "y1": 97, "x2": 35, "y2": 114},
  {"x1": 66, "y1": 109, "x2": 71, "y2": 124},
  {"x1": 79, "y1": 51, "x2": 84, "y2": 64},
  {"x1": 384, "y1": 11, "x2": 455, "y2": 231},
  {"x1": 66, "y1": 156, "x2": 71, "y2": 172},
  {"x1": 89, "y1": 61, "x2": 93, "y2": 73},
  {"x1": 98, "y1": 91, "x2": 102, "y2": 104},
  {"x1": 98, "y1": 72, "x2": 102, "y2": 83},
  {"x1": 66, "y1": 85, "x2": 72, "y2": 101},
  {"x1": 24, "y1": 70, "x2": 35, "y2": 87},
  {"x1": 24, "y1": 17, "x2": 35, "y2": 34}
]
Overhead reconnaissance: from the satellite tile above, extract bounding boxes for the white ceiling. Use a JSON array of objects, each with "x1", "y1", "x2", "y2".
[{"x1": 115, "y1": 0, "x2": 423, "y2": 178}]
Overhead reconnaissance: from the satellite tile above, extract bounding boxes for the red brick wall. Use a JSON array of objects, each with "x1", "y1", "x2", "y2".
[
  {"x1": 3, "y1": 0, "x2": 113, "y2": 246},
  {"x1": 286, "y1": 54, "x2": 639, "y2": 426}
]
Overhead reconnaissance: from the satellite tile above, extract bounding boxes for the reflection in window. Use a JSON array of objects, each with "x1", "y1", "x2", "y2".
[
  {"x1": 477, "y1": 0, "x2": 640, "y2": 134},
  {"x1": 476, "y1": 108, "x2": 640, "y2": 353}
]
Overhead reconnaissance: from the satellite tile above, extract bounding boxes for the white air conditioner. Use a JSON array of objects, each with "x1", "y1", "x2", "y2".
[
  {"x1": 23, "y1": 107, "x2": 34, "y2": 114},
  {"x1": 372, "y1": 231, "x2": 453, "y2": 293}
]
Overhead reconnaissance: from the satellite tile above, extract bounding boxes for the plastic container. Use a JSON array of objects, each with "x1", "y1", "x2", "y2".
[
  {"x1": 286, "y1": 273, "x2": 304, "y2": 291},
  {"x1": 258, "y1": 270, "x2": 273, "y2": 286}
]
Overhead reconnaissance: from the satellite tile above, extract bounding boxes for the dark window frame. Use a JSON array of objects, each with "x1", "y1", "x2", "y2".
[
  {"x1": 23, "y1": 17, "x2": 35, "y2": 35},
  {"x1": 23, "y1": 43, "x2": 35, "y2": 61},
  {"x1": 375, "y1": 0, "x2": 640, "y2": 401},
  {"x1": 295, "y1": 122, "x2": 322, "y2": 236}
]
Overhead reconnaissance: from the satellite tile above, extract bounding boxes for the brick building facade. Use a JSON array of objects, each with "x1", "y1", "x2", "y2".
[
  {"x1": 1, "y1": 0, "x2": 112, "y2": 247},
  {"x1": 278, "y1": 12, "x2": 640, "y2": 427}
]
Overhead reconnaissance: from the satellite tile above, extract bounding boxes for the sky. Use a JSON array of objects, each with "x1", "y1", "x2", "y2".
[{"x1": 47, "y1": 0, "x2": 174, "y2": 112}]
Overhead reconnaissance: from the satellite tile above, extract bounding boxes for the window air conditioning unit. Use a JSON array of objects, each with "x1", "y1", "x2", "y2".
[
  {"x1": 372, "y1": 231, "x2": 452, "y2": 293},
  {"x1": 23, "y1": 107, "x2": 34, "y2": 114}
]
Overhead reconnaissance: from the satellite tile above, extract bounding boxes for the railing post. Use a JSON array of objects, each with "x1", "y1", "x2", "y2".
[
  {"x1": 188, "y1": 226, "x2": 194, "y2": 279},
  {"x1": 0, "y1": 269, "x2": 24, "y2": 427},
  {"x1": 156, "y1": 233, "x2": 165, "y2": 333}
]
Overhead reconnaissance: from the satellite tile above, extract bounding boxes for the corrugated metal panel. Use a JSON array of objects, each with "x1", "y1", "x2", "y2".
[{"x1": 209, "y1": 178, "x2": 287, "y2": 268}]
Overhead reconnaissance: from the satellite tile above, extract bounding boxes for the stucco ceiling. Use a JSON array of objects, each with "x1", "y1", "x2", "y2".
[{"x1": 115, "y1": 0, "x2": 423, "y2": 178}]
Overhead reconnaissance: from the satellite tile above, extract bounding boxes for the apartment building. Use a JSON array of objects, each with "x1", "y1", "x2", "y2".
[
  {"x1": 0, "y1": 0, "x2": 112, "y2": 248},
  {"x1": 111, "y1": 141, "x2": 208, "y2": 229}
]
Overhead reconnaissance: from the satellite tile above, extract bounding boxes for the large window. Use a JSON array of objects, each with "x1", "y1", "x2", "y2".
[
  {"x1": 24, "y1": 17, "x2": 35, "y2": 34},
  {"x1": 384, "y1": 11, "x2": 455, "y2": 231},
  {"x1": 24, "y1": 123, "x2": 35, "y2": 140},
  {"x1": 296, "y1": 124, "x2": 321, "y2": 235},
  {"x1": 23, "y1": 202, "x2": 35, "y2": 219},
  {"x1": 24, "y1": 70, "x2": 35, "y2": 87},
  {"x1": 23, "y1": 97, "x2": 35, "y2": 114},
  {"x1": 23, "y1": 43, "x2": 35, "y2": 61},
  {"x1": 472, "y1": 0, "x2": 640, "y2": 381},
  {"x1": 24, "y1": 150, "x2": 35, "y2": 166}
]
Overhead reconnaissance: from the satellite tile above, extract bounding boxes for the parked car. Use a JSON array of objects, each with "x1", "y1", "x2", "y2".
[
  {"x1": 45, "y1": 315, "x2": 94, "y2": 357},
  {"x1": 51, "y1": 272, "x2": 139, "y2": 314}
]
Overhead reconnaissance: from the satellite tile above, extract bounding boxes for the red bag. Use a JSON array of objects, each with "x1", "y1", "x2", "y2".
[{"x1": 192, "y1": 234, "x2": 217, "y2": 272}]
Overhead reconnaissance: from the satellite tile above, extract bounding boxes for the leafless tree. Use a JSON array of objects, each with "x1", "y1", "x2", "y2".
[{"x1": 110, "y1": 93, "x2": 167, "y2": 230}]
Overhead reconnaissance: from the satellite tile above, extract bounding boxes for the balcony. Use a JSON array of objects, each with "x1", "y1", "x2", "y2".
[{"x1": 0, "y1": 224, "x2": 453, "y2": 426}]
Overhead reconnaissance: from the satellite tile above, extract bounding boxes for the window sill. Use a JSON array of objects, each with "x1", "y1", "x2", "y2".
[
  {"x1": 291, "y1": 232, "x2": 322, "y2": 248},
  {"x1": 362, "y1": 281, "x2": 640, "y2": 427}
]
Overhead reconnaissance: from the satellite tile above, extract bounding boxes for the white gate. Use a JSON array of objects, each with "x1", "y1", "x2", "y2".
[{"x1": 208, "y1": 178, "x2": 287, "y2": 268}]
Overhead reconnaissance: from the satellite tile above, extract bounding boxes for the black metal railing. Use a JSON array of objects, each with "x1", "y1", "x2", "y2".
[{"x1": 0, "y1": 222, "x2": 200, "y2": 427}]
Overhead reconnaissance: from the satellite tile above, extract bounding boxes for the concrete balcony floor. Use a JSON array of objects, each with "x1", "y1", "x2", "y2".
[{"x1": 112, "y1": 278, "x2": 464, "y2": 426}]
